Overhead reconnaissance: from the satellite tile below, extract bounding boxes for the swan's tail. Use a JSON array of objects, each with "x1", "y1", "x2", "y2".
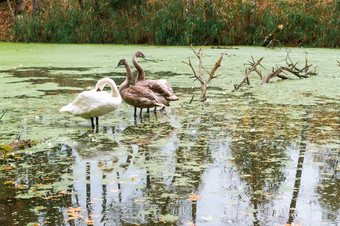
[
  {"x1": 60, "y1": 105, "x2": 72, "y2": 113},
  {"x1": 166, "y1": 95, "x2": 179, "y2": 101},
  {"x1": 155, "y1": 103, "x2": 167, "y2": 107}
]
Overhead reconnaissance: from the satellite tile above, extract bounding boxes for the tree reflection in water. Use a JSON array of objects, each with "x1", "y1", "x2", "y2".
[{"x1": 0, "y1": 94, "x2": 339, "y2": 225}]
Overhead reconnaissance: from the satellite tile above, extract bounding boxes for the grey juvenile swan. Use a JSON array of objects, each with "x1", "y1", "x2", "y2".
[
  {"x1": 132, "y1": 51, "x2": 179, "y2": 104},
  {"x1": 116, "y1": 59, "x2": 169, "y2": 117}
]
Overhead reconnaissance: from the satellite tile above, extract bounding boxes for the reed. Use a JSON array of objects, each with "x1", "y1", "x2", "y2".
[{"x1": 11, "y1": 0, "x2": 339, "y2": 47}]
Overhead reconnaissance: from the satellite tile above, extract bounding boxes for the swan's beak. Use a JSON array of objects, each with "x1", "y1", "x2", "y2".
[
  {"x1": 96, "y1": 88, "x2": 101, "y2": 92},
  {"x1": 143, "y1": 56, "x2": 148, "y2": 60},
  {"x1": 115, "y1": 63, "x2": 121, "y2": 69}
]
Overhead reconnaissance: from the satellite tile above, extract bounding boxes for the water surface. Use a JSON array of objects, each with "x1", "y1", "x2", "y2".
[{"x1": 0, "y1": 43, "x2": 339, "y2": 225}]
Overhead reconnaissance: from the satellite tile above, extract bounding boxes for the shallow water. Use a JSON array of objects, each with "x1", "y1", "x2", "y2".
[{"x1": 0, "y1": 43, "x2": 339, "y2": 225}]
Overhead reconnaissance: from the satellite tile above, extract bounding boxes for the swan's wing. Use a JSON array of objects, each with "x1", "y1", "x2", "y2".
[
  {"x1": 123, "y1": 87, "x2": 166, "y2": 107},
  {"x1": 71, "y1": 90, "x2": 98, "y2": 107}
]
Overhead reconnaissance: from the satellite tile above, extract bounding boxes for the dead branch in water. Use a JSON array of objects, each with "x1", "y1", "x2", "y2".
[
  {"x1": 262, "y1": 51, "x2": 317, "y2": 84},
  {"x1": 183, "y1": 45, "x2": 226, "y2": 101},
  {"x1": 233, "y1": 57, "x2": 264, "y2": 91},
  {"x1": 234, "y1": 51, "x2": 318, "y2": 89}
]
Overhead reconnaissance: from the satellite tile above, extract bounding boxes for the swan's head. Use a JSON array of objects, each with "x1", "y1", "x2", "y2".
[
  {"x1": 115, "y1": 59, "x2": 127, "y2": 69},
  {"x1": 135, "y1": 51, "x2": 147, "y2": 60},
  {"x1": 95, "y1": 78, "x2": 116, "y2": 91}
]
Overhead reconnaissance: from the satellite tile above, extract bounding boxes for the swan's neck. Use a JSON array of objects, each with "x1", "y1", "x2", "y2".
[
  {"x1": 96, "y1": 78, "x2": 121, "y2": 98},
  {"x1": 119, "y1": 62, "x2": 133, "y2": 92},
  {"x1": 108, "y1": 81, "x2": 121, "y2": 98},
  {"x1": 132, "y1": 54, "x2": 145, "y2": 82}
]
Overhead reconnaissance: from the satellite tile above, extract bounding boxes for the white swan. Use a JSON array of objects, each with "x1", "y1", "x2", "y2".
[{"x1": 60, "y1": 78, "x2": 122, "y2": 128}]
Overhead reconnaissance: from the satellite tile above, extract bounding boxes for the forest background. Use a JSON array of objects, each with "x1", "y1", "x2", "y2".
[{"x1": 0, "y1": 0, "x2": 339, "y2": 47}]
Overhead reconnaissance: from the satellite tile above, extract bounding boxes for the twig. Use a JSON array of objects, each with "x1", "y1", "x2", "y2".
[
  {"x1": 0, "y1": 109, "x2": 8, "y2": 120},
  {"x1": 254, "y1": 68, "x2": 263, "y2": 79},
  {"x1": 182, "y1": 59, "x2": 204, "y2": 84},
  {"x1": 189, "y1": 94, "x2": 195, "y2": 104}
]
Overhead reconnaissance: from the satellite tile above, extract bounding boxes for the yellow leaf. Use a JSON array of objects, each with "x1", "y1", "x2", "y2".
[{"x1": 187, "y1": 194, "x2": 200, "y2": 201}]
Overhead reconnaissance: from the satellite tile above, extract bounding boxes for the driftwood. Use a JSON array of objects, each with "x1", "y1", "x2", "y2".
[
  {"x1": 183, "y1": 45, "x2": 226, "y2": 101},
  {"x1": 234, "y1": 57, "x2": 264, "y2": 91},
  {"x1": 234, "y1": 51, "x2": 317, "y2": 90},
  {"x1": 262, "y1": 51, "x2": 317, "y2": 84}
]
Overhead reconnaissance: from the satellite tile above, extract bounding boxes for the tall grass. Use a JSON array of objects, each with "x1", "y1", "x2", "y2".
[{"x1": 11, "y1": 0, "x2": 339, "y2": 47}]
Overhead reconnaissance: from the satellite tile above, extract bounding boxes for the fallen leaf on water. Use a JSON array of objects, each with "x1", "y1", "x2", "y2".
[
  {"x1": 44, "y1": 178, "x2": 56, "y2": 181},
  {"x1": 85, "y1": 218, "x2": 94, "y2": 225},
  {"x1": 16, "y1": 184, "x2": 25, "y2": 189},
  {"x1": 187, "y1": 194, "x2": 200, "y2": 201}
]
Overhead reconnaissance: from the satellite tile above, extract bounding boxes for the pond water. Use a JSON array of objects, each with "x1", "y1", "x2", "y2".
[{"x1": 0, "y1": 43, "x2": 339, "y2": 225}]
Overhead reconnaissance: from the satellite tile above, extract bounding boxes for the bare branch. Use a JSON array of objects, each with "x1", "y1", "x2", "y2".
[
  {"x1": 234, "y1": 57, "x2": 264, "y2": 91},
  {"x1": 207, "y1": 51, "x2": 227, "y2": 84},
  {"x1": 190, "y1": 44, "x2": 200, "y2": 59},
  {"x1": 262, "y1": 67, "x2": 283, "y2": 84},
  {"x1": 254, "y1": 68, "x2": 263, "y2": 79},
  {"x1": 198, "y1": 47, "x2": 204, "y2": 81},
  {"x1": 182, "y1": 59, "x2": 204, "y2": 84}
]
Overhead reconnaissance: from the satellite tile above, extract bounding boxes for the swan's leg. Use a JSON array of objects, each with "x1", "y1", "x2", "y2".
[
  {"x1": 154, "y1": 107, "x2": 157, "y2": 112},
  {"x1": 96, "y1": 117, "x2": 99, "y2": 127},
  {"x1": 146, "y1": 108, "x2": 150, "y2": 113},
  {"x1": 160, "y1": 107, "x2": 165, "y2": 111},
  {"x1": 91, "y1": 117, "x2": 95, "y2": 129},
  {"x1": 140, "y1": 108, "x2": 143, "y2": 117},
  {"x1": 134, "y1": 107, "x2": 137, "y2": 117}
]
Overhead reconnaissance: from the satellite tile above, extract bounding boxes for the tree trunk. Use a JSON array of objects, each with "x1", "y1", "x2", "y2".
[{"x1": 15, "y1": 0, "x2": 26, "y2": 14}]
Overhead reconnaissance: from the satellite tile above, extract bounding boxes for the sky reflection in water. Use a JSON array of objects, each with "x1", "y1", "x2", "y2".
[{"x1": 0, "y1": 46, "x2": 339, "y2": 225}]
